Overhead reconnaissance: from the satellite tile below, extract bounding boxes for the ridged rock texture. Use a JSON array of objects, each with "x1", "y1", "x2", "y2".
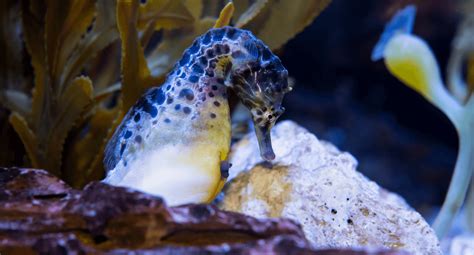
[
  {"x1": 220, "y1": 120, "x2": 441, "y2": 255},
  {"x1": 0, "y1": 167, "x2": 406, "y2": 254}
]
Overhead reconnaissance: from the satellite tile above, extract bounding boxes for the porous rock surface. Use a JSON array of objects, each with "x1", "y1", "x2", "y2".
[
  {"x1": 220, "y1": 120, "x2": 441, "y2": 255},
  {"x1": 0, "y1": 167, "x2": 405, "y2": 254}
]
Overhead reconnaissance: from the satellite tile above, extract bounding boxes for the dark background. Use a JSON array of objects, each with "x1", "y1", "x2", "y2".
[{"x1": 279, "y1": 0, "x2": 461, "y2": 215}]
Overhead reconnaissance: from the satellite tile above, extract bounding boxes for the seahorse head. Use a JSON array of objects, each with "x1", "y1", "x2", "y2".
[{"x1": 229, "y1": 36, "x2": 292, "y2": 161}]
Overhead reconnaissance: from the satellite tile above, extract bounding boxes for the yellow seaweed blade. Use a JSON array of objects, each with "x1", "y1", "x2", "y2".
[
  {"x1": 9, "y1": 113, "x2": 39, "y2": 168},
  {"x1": 63, "y1": 107, "x2": 120, "y2": 187},
  {"x1": 384, "y1": 34, "x2": 442, "y2": 102},
  {"x1": 237, "y1": 0, "x2": 331, "y2": 50},
  {"x1": 117, "y1": 0, "x2": 153, "y2": 111},
  {"x1": 138, "y1": 0, "x2": 194, "y2": 30},
  {"x1": 214, "y1": 1, "x2": 234, "y2": 28},
  {"x1": 45, "y1": 76, "x2": 94, "y2": 176},
  {"x1": 234, "y1": 0, "x2": 268, "y2": 28},
  {"x1": 183, "y1": 0, "x2": 203, "y2": 20}
]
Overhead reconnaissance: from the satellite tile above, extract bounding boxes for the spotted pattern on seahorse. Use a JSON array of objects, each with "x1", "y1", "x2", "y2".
[{"x1": 104, "y1": 26, "x2": 290, "y2": 171}]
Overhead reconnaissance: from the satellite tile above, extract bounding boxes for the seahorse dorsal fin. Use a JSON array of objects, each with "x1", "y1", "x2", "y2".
[{"x1": 243, "y1": 40, "x2": 259, "y2": 59}]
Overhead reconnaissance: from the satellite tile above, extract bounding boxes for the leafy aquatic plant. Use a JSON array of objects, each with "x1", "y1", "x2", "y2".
[
  {"x1": 0, "y1": 0, "x2": 331, "y2": 187},
  {"x1": 372, "y1": 5, "x2": 474, "y2": 238}
]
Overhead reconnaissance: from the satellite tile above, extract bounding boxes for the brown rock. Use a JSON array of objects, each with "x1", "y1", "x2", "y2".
[
  {"x1": 0, "y1": 167, "x2": 72, "y2": 200},
  {"x1": 0, "y1": 168, "x2": 407, "y2": 254}
]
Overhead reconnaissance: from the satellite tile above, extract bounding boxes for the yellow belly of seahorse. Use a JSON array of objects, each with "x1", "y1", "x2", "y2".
[{"x1": 104, "y1": 99, "x2": 230, "y2": 206}]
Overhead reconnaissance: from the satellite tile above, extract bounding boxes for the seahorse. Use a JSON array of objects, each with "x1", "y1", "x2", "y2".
[{"x1": 103, "y1": 27, "x2": 292, "y2": 206}]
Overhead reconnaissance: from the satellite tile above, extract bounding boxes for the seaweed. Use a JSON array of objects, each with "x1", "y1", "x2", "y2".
[
  {"x1": 372, "y1": 5, "x2": 474, "y2": 238},
  {"x1": 0, "y1": 0, "x2": 331, "y2": 187}
]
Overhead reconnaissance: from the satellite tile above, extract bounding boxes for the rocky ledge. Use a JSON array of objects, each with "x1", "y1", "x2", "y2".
[
  {"x1": 220, "y1": 120, "x2": 441, "y2": 255},
  {"x1": 0, "y1": 167, "x2": 405, "y2": 254}
]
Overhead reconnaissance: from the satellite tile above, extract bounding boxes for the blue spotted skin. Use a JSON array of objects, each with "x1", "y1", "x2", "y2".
[{"x1": 104, "y1": 26, "x2": 290, "y2": 176}]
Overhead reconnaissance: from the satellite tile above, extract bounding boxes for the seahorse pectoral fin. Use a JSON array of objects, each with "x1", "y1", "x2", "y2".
[
  {"x1": 205, "y1": 160, "x2": 231, "y2": 203},
  {"x1": 253, "y1": 122, "x2": 275, "y2": 161},
  {"x1": 220, "y1": 160, "x2": 231, "y2": 179}
]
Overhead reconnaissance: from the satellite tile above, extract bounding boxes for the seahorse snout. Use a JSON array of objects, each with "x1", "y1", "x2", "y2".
[
  {"x1": 253, "y1": 121, "x2": 276, "y2": 161},
  {"x1": 230, "y1": 55, "x2": 291, "y2": 161}
]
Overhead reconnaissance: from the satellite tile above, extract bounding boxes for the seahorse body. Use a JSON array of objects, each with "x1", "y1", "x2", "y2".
[{"x1": 103, "y1": 27, "x2": 291, "y2": 206}]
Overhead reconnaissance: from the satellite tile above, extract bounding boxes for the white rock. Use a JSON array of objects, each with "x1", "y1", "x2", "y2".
[{"x1": 220, "y1": 120, "x2": 441, "y2": 255}]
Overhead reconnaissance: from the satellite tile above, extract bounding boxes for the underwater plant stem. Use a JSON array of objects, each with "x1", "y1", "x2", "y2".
[
  {"x1": 433, "y1": 113, "x2": 474, "y2": 238},
  {"x1": 433, "y1": 81, "x2": 463, "y2": 127},
  {"x1": 467, "y1": 174, "x2": 474, "y2": 232},
  {"x1": 447, "y1": 48, "x2": 468, "y2": 103}
]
